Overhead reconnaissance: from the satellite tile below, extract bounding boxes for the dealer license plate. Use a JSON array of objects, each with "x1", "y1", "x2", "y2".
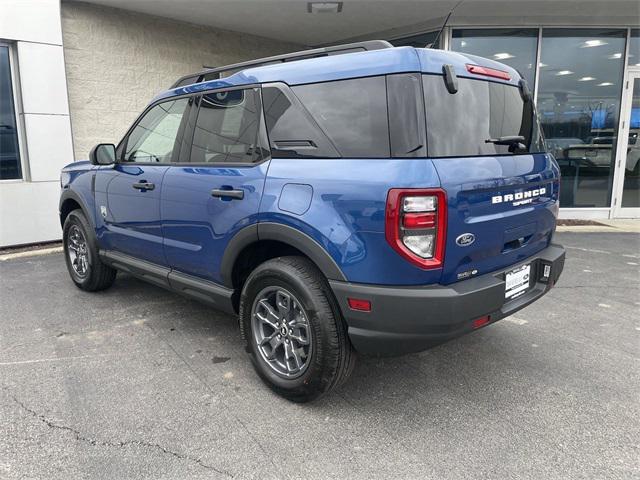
[{"x1": 505, "y1": 264, "x2": 531, "y2": 300}]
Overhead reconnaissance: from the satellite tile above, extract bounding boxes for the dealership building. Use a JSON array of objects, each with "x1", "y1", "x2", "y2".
[{"x1": 1, "y1": 0, "x2": 639, "y2": 246}]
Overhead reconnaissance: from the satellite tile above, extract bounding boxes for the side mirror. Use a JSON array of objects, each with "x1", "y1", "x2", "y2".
[{"x1": 89, "y1": 143, "x2": 116, "y2": 165}]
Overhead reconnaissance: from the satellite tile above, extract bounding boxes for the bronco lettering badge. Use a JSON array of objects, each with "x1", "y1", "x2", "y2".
[{"x1": 492, "y1": 187, "x2": 546, "y2": 207}]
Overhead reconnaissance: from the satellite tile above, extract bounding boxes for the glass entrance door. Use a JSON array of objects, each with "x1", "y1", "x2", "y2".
[{"x1": 613, "y1": 71, "x2": 640, "y2": 217}]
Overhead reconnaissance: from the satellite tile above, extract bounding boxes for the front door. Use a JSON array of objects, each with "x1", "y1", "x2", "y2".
[
  {"x1": 95, "y1": 97, "x2": 191, "y2": 265},
  {"x1": 612, "y1": 70, "x2": 640, "y2": 218},
  {"x1": 161, "y1": 87, "x2": 269, "y2": 285}
]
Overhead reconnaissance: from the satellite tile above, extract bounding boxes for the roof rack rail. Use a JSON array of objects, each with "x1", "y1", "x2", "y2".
[{"x1": 170, "y1": 40, "x2": 393, "y2": 89}]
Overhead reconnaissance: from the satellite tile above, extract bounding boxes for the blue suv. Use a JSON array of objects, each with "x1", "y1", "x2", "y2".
[{"x1": 59, "y1": 41, "x2": 565, "y2": 402}]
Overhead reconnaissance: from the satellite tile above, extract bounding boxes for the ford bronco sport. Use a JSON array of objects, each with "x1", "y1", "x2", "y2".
[{"x1": 59, "y1": 41, "x2": 565, "y2": 402}]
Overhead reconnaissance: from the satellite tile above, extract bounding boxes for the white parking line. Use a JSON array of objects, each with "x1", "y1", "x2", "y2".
[
  {"x1": 0, "y1": 354, "x2": 112, "y2": 366},
  {"x1": 564, "y1": 245, "x2": 611, "y2": 255},
  {"x1": 505, "y1": 317, "x2": 528, "y2": 325}
]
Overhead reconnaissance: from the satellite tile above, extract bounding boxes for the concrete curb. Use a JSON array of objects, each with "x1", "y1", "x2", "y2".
[
  {"x1": 0, "y1": 247, "x2": 64, "y2": 261},
  {"x1": 556, "y1": 226, "x2": 618, "y2": 233},
  {"x1": 557, "y1": 221, "x2": 640, "y2": 233}
]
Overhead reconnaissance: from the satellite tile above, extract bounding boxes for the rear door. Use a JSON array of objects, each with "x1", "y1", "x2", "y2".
[
  {"x1": 161, "y1": 87, "x2": 269, "y2": 285},
  {"x1": 422, "y1": 73, "x2": 559, "y2": 285},
  {"x1": 96, "y1": 97, "x2": 191, "y2": 266}
]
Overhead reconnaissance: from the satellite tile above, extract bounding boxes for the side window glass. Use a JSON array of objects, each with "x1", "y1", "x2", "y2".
[
  {"x1": 190, "y1": 88, "x2": 261, "y2": 164},
  {"x1": 387, "y1": 73, "x2": 427, "y2": 157},
  {"x1": 262, "y1": 84, "x2": 339, "y2": 158},
  {"x1": 292, "y1": 76, "x2": 390, "y2": 158},
  {"x1": 124, "y1": 98, "x2": 190, "y2": 163}
]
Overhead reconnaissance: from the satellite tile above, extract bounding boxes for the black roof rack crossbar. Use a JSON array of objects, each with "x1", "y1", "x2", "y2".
[{"x1": 170, "y1": 40, "x2": 393, "y2": 89}]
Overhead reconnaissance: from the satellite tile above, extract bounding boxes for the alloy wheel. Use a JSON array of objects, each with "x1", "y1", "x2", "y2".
[
  {"x1": 67, "y1": 225, "x2": 89, "y2": 278},
  {"x1": 251, "y1": 287, "x2": 312, "y2": 378}
]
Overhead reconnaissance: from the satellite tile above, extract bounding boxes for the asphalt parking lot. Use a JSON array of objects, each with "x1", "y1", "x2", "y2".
[{"x1": 1, "y1": 231, "x2": 638, "y2": 479}]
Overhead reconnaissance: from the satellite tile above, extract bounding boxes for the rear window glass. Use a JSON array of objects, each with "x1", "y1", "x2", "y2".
[
  {"x1": 422, "y1": 74, "x2": 545, "y2": 157},
  {"x1": 292, "y1": 76, "x2": 390, "y2": 158}
]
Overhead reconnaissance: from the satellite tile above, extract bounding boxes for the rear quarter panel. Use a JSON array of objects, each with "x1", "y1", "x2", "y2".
[{"x1": 261, "y1": 158, "x2": 443, "y2": 285}]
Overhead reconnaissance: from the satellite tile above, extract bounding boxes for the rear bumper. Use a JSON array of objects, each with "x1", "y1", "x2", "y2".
[{"x1": 329, "y1": 243, "x2": 565, "y2": 356}]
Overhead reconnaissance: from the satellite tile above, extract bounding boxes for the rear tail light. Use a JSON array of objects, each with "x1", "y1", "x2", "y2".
[
  {"x1": 385, "y1": 189, "x2": 447, "y2": 269},
  {"x1": 402, "y1": 212, "x2": 436, "y2": 229},
  {"x1": 466, "y1": 64, "x2": 511, "y2": 81}
]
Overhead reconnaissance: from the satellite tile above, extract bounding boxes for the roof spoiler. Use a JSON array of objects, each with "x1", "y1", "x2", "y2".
[{"x1": 170, "y1": 40, "x2": 393, "y2": 89}]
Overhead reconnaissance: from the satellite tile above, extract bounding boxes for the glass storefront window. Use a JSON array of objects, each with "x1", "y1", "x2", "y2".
[
  {"x1": 390, "y1": 31, "x2": 440, "y2": 49},
  {"x1": 0, "y1": 45, "x2": 22, "y2": 180},
  {"x1": 628, "y1": 29, "x2": 639, "y2": 67},
  {"x1": 450, "y1": 29, "x2": 538, "y2": 88},
  {"x1": 537, "y1": 29, "x2": 626, "y2": 208}
]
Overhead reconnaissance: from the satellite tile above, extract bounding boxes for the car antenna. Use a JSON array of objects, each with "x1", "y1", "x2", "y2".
[{"x1": 430, "y1": 0, "x2": 464, "y2": 48}]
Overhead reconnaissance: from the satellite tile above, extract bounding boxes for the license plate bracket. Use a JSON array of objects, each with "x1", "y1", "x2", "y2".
[{"x1": 505, "y1": 263, "x2": 531, "y2": 300}]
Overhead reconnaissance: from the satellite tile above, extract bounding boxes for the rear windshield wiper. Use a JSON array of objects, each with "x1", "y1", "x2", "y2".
[{"x1": 485, "y1": 135, "x2": 526, "y2": 152}]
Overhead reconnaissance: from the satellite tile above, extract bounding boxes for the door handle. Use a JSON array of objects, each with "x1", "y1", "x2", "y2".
[
  {"x1": 211, "y1": 188, "x2": 244, "y2": 200},
  {"x1": 132, "y1": 181, "x2": 155, "y2": 191}
]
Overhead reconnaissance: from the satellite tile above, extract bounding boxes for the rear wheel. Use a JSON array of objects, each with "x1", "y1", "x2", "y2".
[
  {"x1": 63, "y1": 209, "x2": 116, "y2": 291},
  {"x1": 239, "y1": 256, "x2": 356, "y2": 402}
]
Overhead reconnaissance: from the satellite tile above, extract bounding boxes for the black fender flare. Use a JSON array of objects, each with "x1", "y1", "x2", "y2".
[
  {"x1": 59, "y1": 189, "x2": 95, "y2": 229},
  {"x1": 220, "y1": 224, "x2": 259, "y2": 288},
  {"x1": 220, "y1": 222, "x2": 347, "y2": 288}
]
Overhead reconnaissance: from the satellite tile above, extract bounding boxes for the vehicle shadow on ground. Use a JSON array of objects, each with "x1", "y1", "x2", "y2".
[{"x1": 106, "y1": 272, "x2": 518, "y2": 410}]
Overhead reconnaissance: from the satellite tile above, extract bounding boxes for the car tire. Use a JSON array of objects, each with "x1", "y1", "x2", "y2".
[
  {"x1": 239, "y1": 256, "x2": 356, "y2": 402},
  {"x1": 63, "y1": 209, "x2": 116, "y2": 292}
]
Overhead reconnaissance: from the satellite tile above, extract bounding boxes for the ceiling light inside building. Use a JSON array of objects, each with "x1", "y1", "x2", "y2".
[
  {"x1": 608, "y1": 53, "x2": 622, "y2": 59},
  {"x1": 597, "y1": 82, "x2": 614, "y2": 86},
  {"x1": 493, "y1": 53, "x2": 514, "y2": 60},
  {"x1": 538, "y1": 62, "x2": 548, "y2": 68},
  {"x1": 556, "y1": 70, "x2": 574, "y2": 76},
  {"x1": 578, "y1": 76, "x2": 596, "y2": 82},
  {"x1": 582, "y1": 39, "x2": 608, "y2": 48},
  {"x1": 460, "y1": 41, "x2": 467, "y2": 47},
  {"x1": 307, "y1": 2, "x2": 343, "y2": 13}
]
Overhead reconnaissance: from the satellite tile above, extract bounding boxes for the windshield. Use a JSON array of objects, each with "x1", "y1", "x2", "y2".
[{"x1": 422, "y1": 74, "x2": 545, "y2": 157}]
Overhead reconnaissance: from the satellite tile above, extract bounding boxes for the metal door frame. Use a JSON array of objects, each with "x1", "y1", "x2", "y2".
[{"x1": 611, "y1": 67, "x2": 640, "y2": 218}]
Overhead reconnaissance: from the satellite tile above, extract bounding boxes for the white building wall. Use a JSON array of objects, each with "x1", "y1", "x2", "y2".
[
  {"x1": 0, "y1": 0, "x2": 74, "y2": 247},
  {"x1": 61, "y1": 2, "x2": 300, "y2": 160},
  {"x1": 0, "y1": 0, "x2": 299, "y2": 247}
]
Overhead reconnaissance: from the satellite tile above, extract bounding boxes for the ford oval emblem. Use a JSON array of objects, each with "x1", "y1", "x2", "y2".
[{"x1": 456, "y1": 233, "x2": 475, "y2": 247}]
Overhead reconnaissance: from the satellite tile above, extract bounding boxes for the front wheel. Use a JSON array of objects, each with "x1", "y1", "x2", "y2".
[
  {"x1": 239, "y1": 256, "x2": 356, "y2": 402},
  {"x1": 63, "y1": 209, "x2": 116, "y2": 291}
]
